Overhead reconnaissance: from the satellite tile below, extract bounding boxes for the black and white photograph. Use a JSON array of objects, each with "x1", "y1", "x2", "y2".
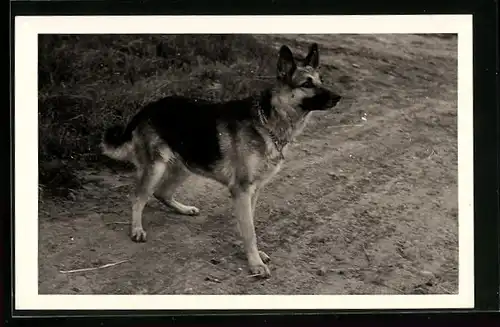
[{"x1": 14, "y1": 15, "x2": 474, "y2": 310}]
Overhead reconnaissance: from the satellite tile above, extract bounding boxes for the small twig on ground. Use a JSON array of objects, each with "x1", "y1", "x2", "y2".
[
  {"x1": 246, "y1": 273, "x2": 262, "y2": 278},
  {"x1": 204, "y1": 275, "x2": 222, "y2": 283},
  {"x1": 437, "y1": 284, "x2": 453, "y2": 294},
  {"x1": 68, "y1": 114, "x2": 84, "y2": 121},
  {"x1": 60, "y1": 259, "x2": 129, "y2": 274},
  {"x1": 105, "y1": 221, "x2": 130, "y2": 225}
]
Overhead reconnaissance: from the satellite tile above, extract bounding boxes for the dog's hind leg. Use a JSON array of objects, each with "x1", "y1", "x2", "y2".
[
  {"x1": 131, "y1": 160, "x2": 166, "y2": 242},
  {"x1": 153, "y1": 164, "x2": 200, "y2": 216},
  {"x1": 231, "y1": 184, "x2": 271, "y2": 278}
]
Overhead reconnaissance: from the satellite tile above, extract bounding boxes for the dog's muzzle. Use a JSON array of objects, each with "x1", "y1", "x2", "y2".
[
  {"x1": 301, "y1": 88, "x2": 342, "y2": 111},
  {"x1": 319, "y1": 88, "x2": 342, "y2": 109}
]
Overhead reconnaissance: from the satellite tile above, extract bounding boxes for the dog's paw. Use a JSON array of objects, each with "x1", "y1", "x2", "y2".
[
  {"x1": 249, "y1": 263, "x2": 271, "y2": 278},
  {"x1": 131, "y1": 227, "x2": 147, "y2": 242},
  {"x1": 181, "y1": 206, "x2": 200, "y2": 216},
  {"x1": 259, "y1": 250, "x2": 271, "y2": 264}
]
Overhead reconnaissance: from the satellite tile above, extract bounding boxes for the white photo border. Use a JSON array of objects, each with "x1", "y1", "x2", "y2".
[{"x1": 14, "y1": 14, "x2": 474, "y2": 311}]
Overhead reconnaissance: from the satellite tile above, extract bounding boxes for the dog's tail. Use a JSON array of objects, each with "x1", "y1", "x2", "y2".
[{"x1": 100, "y1": 124, "x2": 133, "y2": 161}]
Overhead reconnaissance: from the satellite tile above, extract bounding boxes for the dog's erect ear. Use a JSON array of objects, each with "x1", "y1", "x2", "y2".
[
  {"x1": 277, "y1": 45, "x2": 297, "y2": 82},
  {"x1": 304, "y1": 43, "x2": 319, "y2": 68}
]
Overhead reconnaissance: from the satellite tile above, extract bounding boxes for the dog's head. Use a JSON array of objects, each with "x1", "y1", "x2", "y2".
[{"x1": 276, "y1": 43, "x2": 342, "y2": 111}]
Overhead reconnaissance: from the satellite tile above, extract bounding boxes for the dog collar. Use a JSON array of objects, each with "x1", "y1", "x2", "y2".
[{"x1": 256, "y1": 107, "x2": 285, "y2": 160}]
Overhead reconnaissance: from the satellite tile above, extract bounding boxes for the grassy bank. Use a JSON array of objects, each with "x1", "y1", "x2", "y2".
[{"x1": 38, "y1": 34, "x2": 277, "y2": 196}]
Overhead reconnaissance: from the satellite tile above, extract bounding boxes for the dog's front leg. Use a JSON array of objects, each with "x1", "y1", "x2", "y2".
[
  {"x1": 231, "y1": 185, "x2": 271, "y2": 278},
  {"x1": 251, "y1": 186, "x2": 261, "y2": 216}
]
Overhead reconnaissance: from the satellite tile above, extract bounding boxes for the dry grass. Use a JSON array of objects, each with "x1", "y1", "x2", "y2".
[{"x1": 38, "y1": 34, "x2": 277, "y2": 195}]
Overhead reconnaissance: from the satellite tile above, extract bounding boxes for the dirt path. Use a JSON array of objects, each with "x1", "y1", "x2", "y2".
[{"x1": 39, "y1": 34, "x2": 458, "y2": 295}]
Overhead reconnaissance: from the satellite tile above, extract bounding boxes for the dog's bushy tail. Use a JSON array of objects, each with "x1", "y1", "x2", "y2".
[
  {"x1": 101, "y1": 124, "x2": 133, "y2": 161},
  {"x1": 101, "y1": 105, "x2": 149, "y2": 161}
]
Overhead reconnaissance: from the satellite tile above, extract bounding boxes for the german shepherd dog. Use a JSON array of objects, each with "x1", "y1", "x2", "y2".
[{"x1": 101, "y1": 42, "x2": 342, "y2": 278}]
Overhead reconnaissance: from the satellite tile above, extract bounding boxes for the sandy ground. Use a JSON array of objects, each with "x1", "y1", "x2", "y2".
[{"x1": 39, "y1": 34, "x2": 458, "y2": 295}]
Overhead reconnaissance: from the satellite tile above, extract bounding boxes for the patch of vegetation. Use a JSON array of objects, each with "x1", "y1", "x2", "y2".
[{"x1": 38, "y1": 34, "x2": 277, "y2": 196}]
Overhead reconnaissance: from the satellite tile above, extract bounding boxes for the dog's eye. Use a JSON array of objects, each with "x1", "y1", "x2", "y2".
[{"x1": 301, "y1": 79, "x2": 315, "y2": 88}]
